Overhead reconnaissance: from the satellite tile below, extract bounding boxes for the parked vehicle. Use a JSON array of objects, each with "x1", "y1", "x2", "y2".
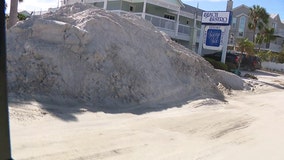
[
  {"x1": 240, "y1": 54, "x2": 261, "y2": 71},
  {"x1": 203, "y1": 51, "x2": 261, "y2": 71},
  {"x1": 203, "y1": 51, "x2": 241, "y2": 67}
]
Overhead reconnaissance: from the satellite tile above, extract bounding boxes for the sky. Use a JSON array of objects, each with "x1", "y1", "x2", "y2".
[
  {"x1": 5, "y1": 0, "x2": 284, "y2": 21},
  {"x1": 6, "y1": 0, "x2": 59, "y2": 12}
]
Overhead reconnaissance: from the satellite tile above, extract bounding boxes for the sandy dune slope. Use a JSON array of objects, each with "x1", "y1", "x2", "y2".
[{"x1": 10, "y1": 70, "x2": 284, "y2": 160}]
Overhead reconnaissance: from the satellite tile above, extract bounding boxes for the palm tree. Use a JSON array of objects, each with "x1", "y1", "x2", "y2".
[
  {"x1": 7, "y1": 0, "x2": 23, "y2": 29},
  {"x1": 261, "y1": 27, "x2": 276, "y2": 44},
  {"x1": 237, "y1": 38, "x2": 255, "y2": 56},
  {"x1": 255, "y1": 27, "x2": 276, "y2": 51},
  {"x1": 248, "y1": 5, "x2": 269, "y2": 42}
]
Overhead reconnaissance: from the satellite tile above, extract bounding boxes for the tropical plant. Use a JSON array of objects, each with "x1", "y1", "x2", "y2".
[
  {"x1": 248, "y1": 5, "x2": 269, "y2": 43},
  {"x1": 255, "y1": 27, "x2": 276, "y2": 51},
  {"x1": 277, "y1": 52, "x2": 284, "y2": 63},
  {"x1": 257, "y1": 50, "x2": 284, "y2": 63},
  {"x1": 261, "y1": 27, "x2": 276, "y2": 44},
  {"x1": 7, "y1": 0, "x2": 23, "y2": 29},
  {"x1": 237, "y1": 38, "x2": 255, "y2": 56},
  {"x1": 17, "y1": 12, "x2": 27, "y2": 20},
  {"x1": 257, "y1": 50, "x2": 271, "y2": 61}
]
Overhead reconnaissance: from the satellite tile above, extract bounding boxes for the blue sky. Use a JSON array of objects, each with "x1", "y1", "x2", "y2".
[{"x1": 6, "y1": 0, "x2": 284, "y2": 21}]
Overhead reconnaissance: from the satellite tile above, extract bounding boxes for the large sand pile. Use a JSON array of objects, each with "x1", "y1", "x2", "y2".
[{"x1": 7, "y1": 3, "x2": 244, "y2": 109}]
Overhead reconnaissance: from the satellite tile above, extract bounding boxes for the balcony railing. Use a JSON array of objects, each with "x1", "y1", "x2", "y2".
[
  {"x1": 111, "y1": 10, "x2": 130, "y2": 15},
  {"x1": 177, "y1": 24, "x2": 192, "y2": 41},
  {"x1": 145, "y1": 14, "x2": 176, "y2": 31},
  {"x1": 178, "y1": 24, "x2": 190, "y2": 35},
  {"x1": 111, "y1": 10, "x2": 201, "y2": 42}
]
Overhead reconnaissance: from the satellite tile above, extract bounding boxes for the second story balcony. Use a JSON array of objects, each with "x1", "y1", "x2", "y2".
[
  {"x1": 112, "y1": 10, "x2": 200, "y2": 42},
  {"x1": 275, "y1": 29, "x2": 284, "y2": 38},
  {"x1": 63, "y1": 0, "x2": 201, "y2": 44}
]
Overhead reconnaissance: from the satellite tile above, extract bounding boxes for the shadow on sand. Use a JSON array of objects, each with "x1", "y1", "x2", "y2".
[
  {"x1": 241, "y1": 69, "x2": 284, "y2": 90},
  {"x1": 8, "y1": 70, "x2": 284, "y2": 122},
  {"x1": 242, "y1": 69, "x2": 282, "y2": 77},
  {"x1": 9, "y1": 93, "x2": 226, "y2": 122}
]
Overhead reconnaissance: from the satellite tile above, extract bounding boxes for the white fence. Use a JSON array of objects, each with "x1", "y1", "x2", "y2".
[
  {"x1": 32, "y1": 11, "x2": 49, "y2": 15},
  {"x1": 262, "y1": 61, "x2": 284, "y2": 72}
]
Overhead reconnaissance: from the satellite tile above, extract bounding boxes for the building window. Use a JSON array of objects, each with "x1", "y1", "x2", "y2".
[
  {"x1": 232, "y1": 18, "x2": 236, "y2": 29},
  {"x1": 164, "y1": 14, "x2": 175, "y2": 20},
  {"x1": 186, "y1": 19, "x2": 193, "y2": 25},
  {"x1": 238, "y1": 16, "x2": 246, "y2": 37},
  {"x1": 272, "y1": 23, "x2": 277, "y2": 29},
  {"x1": 129, "y1": 5, "x2": 134, "y2": 12}
]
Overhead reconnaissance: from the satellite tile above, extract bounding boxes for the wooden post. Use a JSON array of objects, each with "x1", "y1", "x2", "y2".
[{"x1": 0, "y1": 0, "x2": 13, "y2": 159}]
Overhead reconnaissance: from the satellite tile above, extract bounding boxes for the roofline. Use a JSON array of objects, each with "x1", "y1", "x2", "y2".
[
  {"x1": 232, "y1": 4, "x2": 250, "y2": 11},
  {"x1": 233, "y1": 4, "x2": 284, "y2": 24},
  {"x1": 178, "y1": 0, "x2": 185, "y2": 8},
  {"x1": 235, "y1": 13, "x2": 249, "y2": 18}
]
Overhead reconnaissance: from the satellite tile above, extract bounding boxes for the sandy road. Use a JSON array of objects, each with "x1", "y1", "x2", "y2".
[{"x1": 9, "y1": 70, "x2": 284, "y2": 160}]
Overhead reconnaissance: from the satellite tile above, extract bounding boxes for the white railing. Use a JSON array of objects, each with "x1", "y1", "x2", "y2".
[
  {"x1": 30, "y1": 10, "x2": 49, "y2": 16},
  {"x1": 178, "y1": 24, "x2": 191, "y2": 35},
  {"x1": 111, "y1": 11, "x2": 176, "y2": 31},
  {"x1": 111, "y1": 10, "x2": 202, "y2": 42},
  {"x1": 145, "y1": 14, "x2": 176, "y2": 31},
  {"x1": 111, "y1": 10, "x2": 131, "y2": 15},
  {"x1": 177, "y1": 24, "x2": 191, "y2": 41}
]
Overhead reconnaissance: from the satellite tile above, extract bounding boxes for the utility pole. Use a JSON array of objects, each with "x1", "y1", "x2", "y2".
[{"x1": 0, "y1": 0, "x2": 13, "y2": 159}]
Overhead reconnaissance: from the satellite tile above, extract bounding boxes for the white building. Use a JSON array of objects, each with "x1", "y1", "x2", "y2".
[{"x1": 61, "y1": 0, "x2": 284, "y2": 53}]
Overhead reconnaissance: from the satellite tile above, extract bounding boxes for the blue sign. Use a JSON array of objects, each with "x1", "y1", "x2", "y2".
[
  {"x1": 205, "y1": 29, "x2": 221, "y2": 47},
  {"x1": 198, "y1": 11, "x2": 231, "y2": 61},
  {"x1": 203, "y1": 25, "x2": 225, "y2": 50}
]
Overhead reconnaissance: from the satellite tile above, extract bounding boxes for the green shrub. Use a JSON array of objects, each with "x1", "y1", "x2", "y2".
[
  {"x1": 204, "y1": 57, "x2": 228, "y2": 71},
  {"x1": 17, "y1": 13, "x2": 28, "y2": 21},
  {"x1": 257, "y1": 50, "x2": 271, "y2": 61},
  {"x1": 277, "y1": 52, "x2": 284, "y2": 63},
  {"x1": 257, "y1": 50, "x2": 284, "y2": 63},
  {"x1": 226, "y1": 62, "x2": 237, "y2": 71}
]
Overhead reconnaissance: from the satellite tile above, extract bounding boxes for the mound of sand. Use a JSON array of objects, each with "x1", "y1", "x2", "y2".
[{"x1": 6, "y1": 3, "x2": 245, "y2": 108}]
